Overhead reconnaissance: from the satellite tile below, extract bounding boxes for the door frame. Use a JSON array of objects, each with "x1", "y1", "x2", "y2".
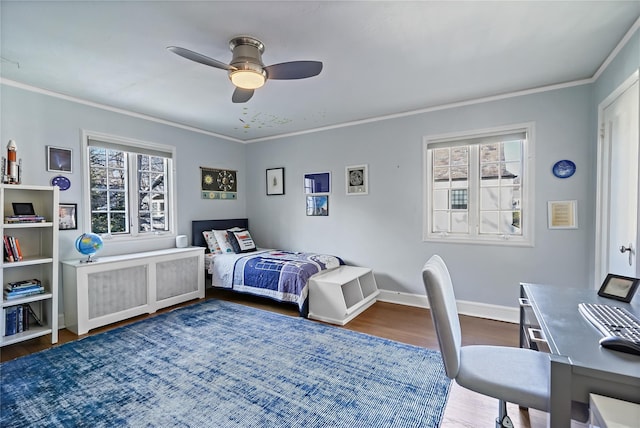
[{"x1": 594, "y1": 69, "x2": 639, "y2": 288}]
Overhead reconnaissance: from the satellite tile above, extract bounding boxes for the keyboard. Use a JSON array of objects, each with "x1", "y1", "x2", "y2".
[{"x1": 578, "y1": 303, "x2": 640, "y2": 354}]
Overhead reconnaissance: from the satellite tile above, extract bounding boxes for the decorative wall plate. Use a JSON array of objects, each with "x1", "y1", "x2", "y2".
[
  {"x1": 51, "y1": 175, "x2": 71, "y2": 190},
  {"x1": 552, "y1": 160, "x2": 576, "y2": 179}
]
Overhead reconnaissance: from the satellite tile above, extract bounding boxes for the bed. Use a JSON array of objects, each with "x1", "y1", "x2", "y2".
[{"x1": 192, "y1": 219, "x2": 343, "y2": 316}]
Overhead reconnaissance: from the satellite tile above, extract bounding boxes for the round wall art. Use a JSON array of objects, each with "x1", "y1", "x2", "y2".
[
  {"x1": 552, "y1": 160, "x2": 576, "y2": 179},
  {"x1": 51, "y1": 175, "x2": 71, "y2": 191}
]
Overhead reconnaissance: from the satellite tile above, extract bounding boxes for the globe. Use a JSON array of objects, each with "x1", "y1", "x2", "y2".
[{"x1": 75, "y1": 233, "x2": 103, "y2": 263}]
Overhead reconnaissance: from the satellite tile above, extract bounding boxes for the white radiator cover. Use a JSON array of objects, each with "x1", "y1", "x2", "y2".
[{"x1": 62, "y1": 247, "x2": 204, "y2": 335}]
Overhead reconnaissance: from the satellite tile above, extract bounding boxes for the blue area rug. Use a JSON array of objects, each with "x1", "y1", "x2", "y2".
[{"x1": 1, "y1": 299, "x2": 451, "y2": 427}]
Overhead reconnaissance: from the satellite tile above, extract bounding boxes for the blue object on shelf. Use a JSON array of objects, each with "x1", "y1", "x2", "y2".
[{"x1": 75, "y1": 233, "x2": 103, "y2": 263}]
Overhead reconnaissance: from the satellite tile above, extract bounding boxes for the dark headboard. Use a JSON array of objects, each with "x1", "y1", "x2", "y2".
[{"x1": 191, "y1": 218, "x2": 249, "y2": 248}]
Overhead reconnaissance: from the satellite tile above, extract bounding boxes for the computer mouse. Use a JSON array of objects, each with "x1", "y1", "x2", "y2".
[{"x1": 599, "y1": 336, "x2": 640, "y2": 356}]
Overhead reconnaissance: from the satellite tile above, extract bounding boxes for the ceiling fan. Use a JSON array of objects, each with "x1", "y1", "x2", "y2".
[{"x1": 167, "y1": 36, "x2": 323, "y2": 103}]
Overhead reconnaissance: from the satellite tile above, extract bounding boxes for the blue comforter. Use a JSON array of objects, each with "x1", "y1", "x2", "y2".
[{"x1": 228, "y1": 250, "x2": 343, "y2": 316}]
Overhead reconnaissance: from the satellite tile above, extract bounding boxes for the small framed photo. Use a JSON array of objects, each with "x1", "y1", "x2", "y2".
[
  {"x1": 548, "y1": 200, "x2": 577, "y2": 229},
  {"x1": 266, "y1": 167, "x2": 285, "y2": 195},
  {"x1": 59, "y1": 203, "x2": 77, "y2": 230},
  {"x1": 304, "y1": 172, "x2": 331, "y2": 194},
  {"x1": 47, "y1": 146, "x2": 72, "y2": 173},
  {"x1": 598, "y1": 273, "x2": 640, "y2": 303},
  {"x1": 306, "y1": 195, "x2": 328, "y2": 216},
  {"x1": 346, "y1": 164, "x2": 368, "y2": 195}
]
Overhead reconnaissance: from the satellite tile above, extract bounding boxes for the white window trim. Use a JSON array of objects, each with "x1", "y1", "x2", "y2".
[
  {"x1": 422, "y1": 122, "x2": 535, "y2": 247},
  {"x1": 80, "y1": 130, "x2": 178, "y2": 241}
]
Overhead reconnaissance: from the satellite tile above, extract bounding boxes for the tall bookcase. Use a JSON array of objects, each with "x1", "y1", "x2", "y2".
[{"x1": 0, "y1": 184, "x2": 59, "y2": 346}]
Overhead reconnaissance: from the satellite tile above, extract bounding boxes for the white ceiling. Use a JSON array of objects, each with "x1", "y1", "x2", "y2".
[{"x1": 1, "y1": 1, "x2": 639, "y2": 143}]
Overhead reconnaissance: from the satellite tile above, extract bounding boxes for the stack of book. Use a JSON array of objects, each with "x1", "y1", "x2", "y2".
[
  {"x1": 4, "y1": 279, "x2": 44, "y2": 300},
  {"x1": 4, "y1": 215, "x2": 46, "y2": 224},
  {"x1": 3, "y1": 235, "x2": 23, "y2": 262},
  {"x1": 4, "y1": 303, "x2": 43, "y2": 336}
]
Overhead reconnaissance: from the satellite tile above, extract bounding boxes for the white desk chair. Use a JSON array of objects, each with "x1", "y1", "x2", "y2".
[{"x1": 422, "y1": 255, "x2": 587, "y2": 428}]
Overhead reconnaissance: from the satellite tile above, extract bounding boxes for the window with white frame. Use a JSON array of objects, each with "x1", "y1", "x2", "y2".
[
  {"x1": 82, "y1": 132, "x2": 176, "y2": 238},
  {"x1": 423, "y1": 124, "x2": 534, "y2": 245}
]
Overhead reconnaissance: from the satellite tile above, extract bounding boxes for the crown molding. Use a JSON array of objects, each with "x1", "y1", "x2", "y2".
[{"x1": 0, "y1": 78, "x2": 243, "y2": 143}]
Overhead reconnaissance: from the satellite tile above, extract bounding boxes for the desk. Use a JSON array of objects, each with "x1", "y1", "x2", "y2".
[{"x1": 520, "y1": 283, "x2": 640, "y2": 428}]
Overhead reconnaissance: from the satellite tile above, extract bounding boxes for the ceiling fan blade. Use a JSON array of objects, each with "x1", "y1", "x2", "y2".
[
  {"x1": 166, "y1": 46, "x2": 231, "y2": 71},
  {"x1": 232, "y1": 88, "x2": 254, "y2": 103},
  {"x1": 264, "y1": 61, "x2": 323, "y2": 80}
]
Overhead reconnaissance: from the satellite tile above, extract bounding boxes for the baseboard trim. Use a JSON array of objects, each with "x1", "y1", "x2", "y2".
[
  {"x1": 58, "y1": 291, "x2": 519, "y2": 328},
  {"x1": 376, "y1": 289, "x2": 519, "y2": 324}
]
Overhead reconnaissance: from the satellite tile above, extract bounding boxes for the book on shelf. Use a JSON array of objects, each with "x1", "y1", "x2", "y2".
[
  {"x1": 4, "y1": 303, "x2": 39, "y2": 336},
  {"x1": 7, "y1": 278, "x2": 42, "y2": 290},
  {"x1": 5, "y1": 306, "x2": 18, "y2": 336},
  {"x1": 3, "y1": 235, "x2": 24, "y2": 262},
  {"x1": 4, "y1": 215, "x2": 46, "y2": 223},
  {"x1": 14, "y1": 236, "x2": 23, "y2": 261},
  {"x1": 17, "y1": 304, "x2": 24, "y2": 333},
  {"x1": 3, "y1": 235, "x2": 14, "y2": 262},
  {"x1": 9, "y1": 236, "x2": 22, "y2": 261},
  {"x1": 3, "y1": 285, "x2": 45, "y2": 300}
]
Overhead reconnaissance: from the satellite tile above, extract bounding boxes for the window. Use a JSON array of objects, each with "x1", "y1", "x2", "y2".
[
  {"x1": 423, "y1": 124, "x2": 534, "y2": 245},
  {"x1": 82, "y1": 132, "x2": 176, "y2": 238}
]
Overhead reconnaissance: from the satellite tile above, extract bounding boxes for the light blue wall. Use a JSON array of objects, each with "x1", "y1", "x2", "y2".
[
  {"x1": 0, "y1": 84, "x2": 247, "y2": 263},
  {"x1": 245, "y1": 86, "x2": 594, "y2": 307},
  {"x1": 594, "y1": 31, "x2": 640, "y2": 106}
]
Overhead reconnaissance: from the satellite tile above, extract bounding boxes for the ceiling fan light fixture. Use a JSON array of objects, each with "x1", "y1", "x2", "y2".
[
  {"x1": 169, "y1": 35, "x2": 322, "y2": 103},
  {"x1": 230, "y1": 69, "x2": 265, "y2": 90}
]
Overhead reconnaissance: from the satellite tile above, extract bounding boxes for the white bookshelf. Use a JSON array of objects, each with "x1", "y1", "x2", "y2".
[
  {"x1": 0, "y1": 184, "x2": 59, "y2": 346},
  {"x1": 308, "y1": 266, "x2": 379, "y2": 325}
]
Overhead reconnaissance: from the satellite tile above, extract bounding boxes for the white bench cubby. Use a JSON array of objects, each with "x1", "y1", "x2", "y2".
[{"x1": 308, "y1": 266, "x2": 379, "y2": 325}]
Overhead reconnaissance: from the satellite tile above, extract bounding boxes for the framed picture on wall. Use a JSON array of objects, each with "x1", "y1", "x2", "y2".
[
  {"x1": 306, "y1": 195, "x2": 328, "y2": 216},
  {"x1": 346, "y1": 164, "x2": 368, "y2": 195},
  {"x1": 47, "y1": 146, "x2": 72, "y2": 173},
  {"x1": 59, "y1": 203, "x2": 77, "y2": 230},
  {"x1": 304, "y1": 172, "x2": 331, "y2": 194},
  {"x1": 266, "y1": 167, "x2": 285, "y2": 195},
  {"x1": 547, "y1": 200, "x2": 577, "y2": 229}
]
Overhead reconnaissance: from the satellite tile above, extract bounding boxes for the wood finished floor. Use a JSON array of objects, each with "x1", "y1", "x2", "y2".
[{"x1": 1, "y1": 288, "x2": 583, "y2": 427}]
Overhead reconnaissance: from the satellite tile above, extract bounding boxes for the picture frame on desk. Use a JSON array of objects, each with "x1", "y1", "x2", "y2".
[
  {"x1": 598, "y1": 273, "x2": 639, "y2": 303},
  {"x1": 59, "y1": 203, "x2": 77, "y2": 230}
]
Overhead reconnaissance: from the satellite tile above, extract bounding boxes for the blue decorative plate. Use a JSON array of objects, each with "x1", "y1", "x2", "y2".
[
  {"x1": 51, "y1": 175, "x2": 71, "y2": 190},
  {"x1": 552, "y1": 160, "x2": 576, "y2": 179}
]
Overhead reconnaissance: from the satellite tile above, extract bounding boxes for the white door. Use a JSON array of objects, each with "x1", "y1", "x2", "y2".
[{"x1": 596, "y1": 72, "x2": 639, "y2": 285}]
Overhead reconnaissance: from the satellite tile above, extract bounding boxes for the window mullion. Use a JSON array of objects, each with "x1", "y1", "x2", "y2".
[
  {"x1": 128, "y1": 154, "x2": 138, "y2": 236},
  {"x1": 468, "y1": 145, "x2": 480, "y2": 237}
]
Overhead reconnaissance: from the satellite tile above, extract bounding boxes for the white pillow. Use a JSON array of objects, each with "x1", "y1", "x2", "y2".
[
  {"x1": 213, "y1": 229, "x2": 235, "y2": 253},
  {"x1": 202, "y1": 230, "x2": 222, "y2": 254}
]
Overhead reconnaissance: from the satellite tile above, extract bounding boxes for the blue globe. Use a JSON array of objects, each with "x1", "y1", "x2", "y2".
[{"x1": 75, "y1": 233, "x2": 103, "y2": 262}]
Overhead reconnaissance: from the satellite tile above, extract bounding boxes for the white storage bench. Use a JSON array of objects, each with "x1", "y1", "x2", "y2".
[
  {"x1": 62, "y1": 247, "x2": 204, "y2": 335},
  {"x1": 308, "y1": 266, "x2": 379, "y2": 325}
]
